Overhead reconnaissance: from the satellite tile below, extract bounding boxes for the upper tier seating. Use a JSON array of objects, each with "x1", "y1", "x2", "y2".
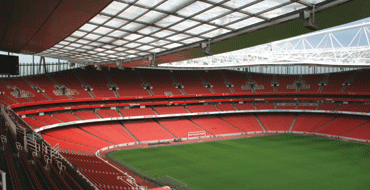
[
  {"x1": 314, "y1": 117, "x2": 368, "y2": 135},
  {"x1": 53, "y1": 112, "x2": 80, "y2": 122},
  {"x1": 219, "y1": 114, "x2": 264, "y2": 132},
  {"x1": 257, "y1": 113, "x2": 295, "y2": 131},
  {"x1": 316, "y1": 103, "x2": 339, "y2": 111},
  {"x1": 23, "y1": 117, "x2": 46, "y2": 128},
  {"x1": 216, "y1": 104, "x2": 237, "y2": 111},
  {"x1": 157, "y1": 118, "x2": 206, "y2": 138},
  {"x1": 344, "y1": 70, "x2": 370, "y2": 92},
  {"x1": 321, "y1": 71, "x2": 354, "y2": 92},
  {"x1": 74, "y1": 110, "x2": 100, "y2": 120},
  {"x1": 276, "y1": 103, "x2": 296, "y2": 110},
  {"x1": 123, "y1": 120, "x2": 174, "y2": 141},
  {"x1": 189, "y1": 116, "x2": 242, "y2": 135},
  {"x1": 77, "y1": 67, "x2": 116, "y2": 98},
  {"x1": 187, "y1": 104, "x2": 219, "y2": 113},
  {"x1": 276, "y1": 75, "x2": 299, "y2": 92},
  {"x1": 222, "y1": 70, "x2": 253, "y2": 93},
  {"x1": 249, "y1": 73, "x2": 274, "y2": 93},
  {"x1": 1, "y1": 78, "x2": 47, "y2": 102},
  {"x1": 79, "y1": 122, "x2": 137, "y2": 144},
  {"x1": 42, "y1": 134, "x2": 98, "y2": 153},
  {"x1": 291, "y1": 114, "x2": 336, "y2": 133},
  {"x1": 97, "y1": 109, "x2": 121, "y2": 118},
  {"x1": 50, "y1": 70, "x2": 93, "y2": 99},
  {"x1": 198, "y1": 70, "x2": 232, "y2": 94},
  {"x1": 154, "y1": 106, "x2": 189, "y2": 115},
  {"x1": 26, "y1": 75, "x2": 71, "y2": 100},
  {"x1": 108, "y1": 68, "x2": 150, "y2": 97},
  {"x1": 336, "y1": 104, "x2": 370, "y2": 113},
  {"x1": 300, "y1": 74, "x2": 326, "y2": 92},
  {"x1": 138, "y1": 69, "x2": 183, "y2": 96},
  {"x1": 296, "y1": 104, "x2": 317, "y2": 110},
  {"x1": 172, "y1": 70, "x2": 212, "y2": 95},
  {"x1": 120, "y1": 107, "x2": 157, "y2": 117},
  {"x1": 34, "y1": 115, "x2": 62, "y2": 125}
]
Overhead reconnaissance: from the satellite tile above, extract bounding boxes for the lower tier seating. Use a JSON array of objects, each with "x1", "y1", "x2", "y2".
[
  {"x1": 291, "y1": 115, "x2": 336, "y2": 133},
  {"x1": 341, "y1": 122, "x2": 370, "y2": 140},
  {"x1": 257, "y1": 113, "x2": 295, "y2": 131},
  {"x1": 314, "y1": 117, "x2": 368, "y2": 136},
  {"x1": 219, "y1": 114, "x2": 264, "y2": 132},
  {"x1": 157, "y1": 118, "x2": 206, "y2": 138},
  {"x1": 123, "y1": 120, "x2": 174, "y2": 142},
  {"x1": 189, "y1": 116, "x2": 242, "y2": 135}
]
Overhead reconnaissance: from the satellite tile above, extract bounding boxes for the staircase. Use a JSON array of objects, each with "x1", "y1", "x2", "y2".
[
  {"x1": 118, "y1": 121, "x2": 140, "y2": 142},
  {"x1": 167, "y1": 71, "x2": 186, "y2": 95},
  {"x1": 310, "y1": 116, "x2": 338, "y2": 134},
  {"x1": 72, "y1": 70, "x2": 96, "y2": 98},
  {"x1": 254, "y1": 115, "x2": 267, "y2": 132},
  {"x1": 135, "y1": 70, "x2": 154, "y2": 96},
  {"x1": 220, "y1": 70, "x2": 235, "y2": 93},
  {"x1": 340, "y1": 71, "x2": 358, "y2": 92},
  {"x1": 153, "y1": 119, "x2": 177, "y2": 138},
  {"x1": 103, "y1": 69, "x2": 120, "y2": 98},
  {"x1": 288, "y1": 115, "x2": 298, "y2": 132},
  {"x1": 196, "y1": 71, "x2": 215, "y2": 94},
  {"x1": 47, "y1": 74, "x2": 74, "y2": 99},
  {"x1": 23, "y1": 77, "x2": 52, "y2": 101},
  {"x1": 318, "y1": 74, "x2": 330, "y2": 92}
]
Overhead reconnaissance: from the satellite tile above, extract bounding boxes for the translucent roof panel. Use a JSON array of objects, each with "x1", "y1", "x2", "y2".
[{"x1": 38, "y1": 0, "x2": 333, "y2": 65}]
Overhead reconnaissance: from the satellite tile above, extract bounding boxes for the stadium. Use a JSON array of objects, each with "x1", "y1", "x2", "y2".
[{"x1": 1, "y1": 0, "x2": 370, "y2": 189}]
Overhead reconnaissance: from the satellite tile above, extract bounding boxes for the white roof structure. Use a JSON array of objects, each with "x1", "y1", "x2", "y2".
[
  {"x1": 37, "y1": 0, "x2": 338, "y2": 66},
  {"x1": 160, "y1": 22, "x2": 370, "y2": 69}
]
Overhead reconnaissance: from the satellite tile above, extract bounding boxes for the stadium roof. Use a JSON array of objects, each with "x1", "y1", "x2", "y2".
[{"x1": 2, "y1": 0, "x2": 370, "y2": 68}]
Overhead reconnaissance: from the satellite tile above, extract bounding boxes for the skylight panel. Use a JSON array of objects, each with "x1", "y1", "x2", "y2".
[
  {"x1": 136, "y1": 37, "x2": 156, "y2": 43},
  {"x1": 149, "y1": 48, "x2": 166, "y2": 53},
  {"x1": 126, "y1": 50, "x2": 139, "y2": 54},
  {"x1": 94, "y1": 48, "x2": 105, "y2": 52},
  {"x1": 136, "y1": 10, "x2": 167, "y2": 24},
  {"x1": 193, "y1": 7, "x2": 230, "y2": 21},
  {"x1": 227, "y1": 17, "x2": 263, "y2": 30},
  {"x1": 201, "y1": 28, "x2": 231, "y2": 38},
  {"x1": 123, "y1": 34, "x2": 143, "y2": 41},
  {"x1": 58, "y1": 41, "x2": 70, "y2": 46},
  {"x1": 212, "y1": 12, "x2": 248, "y2": 26},
  {"x1": 155, "y1": 15, "x2": 183, "y2": 28},
  {"x1": 71, "y1": 31, "x2": 87, "y2": 38},
  {"x1": 300, "y1": 0, "x2": 327, "y2": 4},
  {"x1": 150, "y1": 40, "x2": 171, "y2": 46},
  {"x1": 101, "y1": 1, "x2": 128, "y2": 16},
  {"x1": 114, "y1": 47, "x2": 127, "y2": 52},
  {"x1": 64, "y1": 37, "x2": 77, "y2": 42},
  {"x1": 167, "y1": 33, "x2": 191, "y2": 41},
  {"x1": 93, "y1": 27, "x2": 114, "y2": 35},
  {"x1": 121, "y1": 22, "x2": 145, "y2": 32},
  {"x1": 81, "y1": 46, "x2": 94, "y2": 50},
  {"x1": 163, "y1": 43, "x2": 182, "y2": 49},
  {"x1": 182, "y1": 37, "x2": 203, "y2": 44},
  {"x1": 69, "y1": 43, "x2": 82, "y2": 48},
  {"x1": 89, "y1": 42, "x2": 104, "y2": 47},
  {"x1": 105, "y1": 50, "x2": 117, "y2": 54},
  {"x1": 156, "y1": 0, "x2": 193, "y2": 12},
  {"x1": 118, "y1": 5, "x2": 147, "y2": 20},
  {"x1": 76, "y1": 39, "x2": 91, "y2": 45},
  {"x1": 177, "y1": 1, "x2": 212, "y2": 17},
  {"x1": 125, "y1": 42, "x2": 141, "y2": 48},
  {"x1": 137, "y1": 45, "x2": 154, "y2": 51},
  {"x1": 104, "y1": 18, "x2": 128, "y2": 28},
  {"x1": 187, "y1": 24, "x2": 216, "y2": 35},
  {"x1": 170, "y1": 20, "x2": 200, "y2": 32},
  {"x1": 84, "y1": 34, "x2": 101, "y2": 40},
  {"x1": 260, "y1": 3, "x2": 306, "y2": 19},
  {"x1": 222, "y1": 0, "x2": 257, "y2": 9},
  {"x1": 80, "y1": 23, "x2": 98, "y2": 32},
  {"x1": 112, "y1": 39, "x2": 128, "y2": 46},
  {"x1": 137, "y1": 26, "x2": 161, "y2": 35},
  {"x1": 242, "y1": 0, "x2": 290, "y2": 14},
  {"x1": 102, "y1": 45, "x2": 115, "y2": 49},
  {"x1": 108, "y1": 30, "x2": 128, "y2": 38},
  {"x1": 152, "y1": 30, "x2": 175, "y2": 38},
  {"x1": 97, "y1": 37, "x2": 115, "y2": 43},
  {"x1": 89, "y1": 15, "x2": 111, "y2": 25}
]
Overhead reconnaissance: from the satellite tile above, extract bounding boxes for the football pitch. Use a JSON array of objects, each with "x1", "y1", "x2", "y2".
[{"x1": 107, "y1": 134, "x2": 370, "y2": 190}]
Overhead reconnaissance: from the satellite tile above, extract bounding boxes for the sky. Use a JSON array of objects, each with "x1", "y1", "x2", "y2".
[{"x1": 1, "y1": 17, "x2": 370, "y2": 64}]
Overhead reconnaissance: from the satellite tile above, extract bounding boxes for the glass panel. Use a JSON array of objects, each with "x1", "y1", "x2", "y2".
[
  {"x1": 167, "y1": 33, "x2": 191, "y2": 41},
  {"x1": 118, "y1": 5, "x2": 147, "y2": 20},
  {"x1": 300, "y1": 0, "x2": 327, "y2": 4},
  {"x1": 163, "y1": 43, "x2": 182, "y2": 49},
  {"x1": 69, "y1": 43, "x2": 82, "y2": 48},
  {"x1": 121, "y1": 22, "x2": 145, "y2": 32},
  {"x1": 201, "y1": 28, "x2": 231, "y2": 38},
  {"x1": 104, "y1": 18, "x2": 128, "y2": 28},
  {"x1": 102, "y1": 45, "x2": 115, "y2": 49},
  {"x1": 156, "y1": 0, "x2": 192, "y2": 12},
  {"x1": 136, "y1": 10, "x2": 167, "y2": 24},
  {"x1": 136, "y1": 37, "x2": 156, "y2": 43},
  {"x1": 186, "y1": 24, "x2": 216, "y2": 35},
  {"x1": 97, "y1": 37, "x2": 115, "y2": 43},
  {"x1": 71, "y1": 30, "x2": 87, "y2": 37},
  {"x1": 101, "y1": 1, "x2": 128, "y2": 16},
  {"x1": 125, "y1": 42, "x2": 141, "y2": 48},
  {"x1": 212, "y1": 12, "x2": 248, "y2": 26},
  {"x1": 76, "y1": 39, "x2": 91, "y2": 45},
  {"x1": 64, "y1": 46, "x2": 75, "y2": 50},
  {"x1": 123, "y1": 34, "x2": 143, "y2": 41},
  {"x1": 108, "y1": 30, "x2": 128, "y2": 38},
  {"x1": 242, "y1": 0, "x2": 290, "y2": 14},
  {"x1": 177, "y1": 1, "x2": 212, "y2": 17},
  {"x1": 112, "y1": 40, "x2": 128, "y2": 46},
  {"x1": 156, "y1": 15, "x2": 183, "y2": 28},
  {"x1": 94, "y1": 27, "x2": 114, "y2": 35},
  {"x1": 94, "y1": 48, "x2": 105, "y2": 52},
  {"x1": 107, "y1": 55, "x2": 118, "y2": 58},
  {"x1": 137, "y1": 26, "x2": 161, "y2": 35},
  {"x1": 193, "y1": 7, "x2": 230, "y2": 21},
  {"x1": 97, "y1": 53, "x2": 108, "y2": 56},
  {"x1": 170, "y1": 20, "x2": 200, "y2": 32},
  {"x1": 126, "y1": 50, "x2": 139, "y2": 54},
  {"x1": 81, "y1": 46, "x2": 94, "y2": 50},
  {"x1": 182, "y1": 37, "x2": 203, "y2": 44},
  {"x1": 64, "y1": 37, "x2": 77, "y2": 42},
  {"x1": 84, "y1": 34, "x2": 101, "y2": 40},
  {"x1": 89, "y1": 14, "x2": 110, "y2": 24},
  {"x1": 105, "y1": 50, "x2": 117, "y2": 54},
  {"x1": 227, "y1": 17, "x2": 263, "y2": 29},
  {"x1": 59, "y1": 41, "x2": 70, "y2": 45},
  {"x1": 150, "y1": 40, "x2": 171, "y2": 46},
  {"x1": 89, "y1": 42, "x2": 104, "y2": 47},
  {"x1": 152, "y1": 30, "x2": 175, "y2": 38},
  {"x1": 80, "y1": 23, "x2": 98, "y2": 32},
  {"x1": 223, "y1": 0, "x2": 256, "y2": 9},
  {"x1": 114, "y1": 47, "x2": 127, "y2": 51},
  {"x1": 137, "y1": 45, "x2": 154, "y2": 51},
  {"x1": 136, "y1": 0, "x2": 165, "y2": 7},
  {"x1": 149, "y1": 48, "x2": 166, "y2": 53},
  {"x1": 260, "y1": 3, "x2": 306, "y2": 19}
]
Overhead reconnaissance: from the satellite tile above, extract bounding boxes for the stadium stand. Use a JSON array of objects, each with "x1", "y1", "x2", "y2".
[
  {"x1": 53, "y1": 112, "x2": 80, "y2": 122},
  {"x1": 97, "y1": 109, "x2": 121, "y2": 118},
  {"x1": 300, "y1": 74, "x2": 326, "y2": 92},
  {"x1": 123, "y1": 120, "x2": 174, "y2": 142},
  {"x1": 257, "y1": 113, "x2": 295, "y2": 131},
  {"x1": 314, "y1": 117, "x2": 368, "y2": 136},
  {"x1": 50, "y1": 70, "x2": 93, "y2": 99},
  {"x1": 216, "y1": 104, "x2": 237, "y2": 111},
  {"x1": 198, "y1": 70, "x2": 232, "y2": 94},
  {"x1": 341, "y1": 122, "x2": 370, "y2": 140},
  {"x1": 249, "y1": 73, "x2": 275, "y2": 93},
  {"x1": 138, "y1": 69, "x2": 183, "y2": 96},
  {"x1": 120, "y1": 107, "x2": 157, "y2": 117},
  {"x1": 171, "y1": 70, "x2": 212, "y2": 95},
  {"x1": 235, "y1": 103, "x2": 256, "y2": 110},
  {"x1": 344, "y1": 70, "x2": 370, "y2": 92},
  {"x1": 187, "y1": 104, "x2": 220, "y2": 113},
  {"x1": 1, "y1": 77, "x2": 47, "y2": 102},
  {"x1": 222, "y1": 70, "x2": 252, "y2": 93},
  {"x1": 108, "y1": 68, "x2": 150, "y2": 97},
  {"x1": 76, "y1": 67, "x2": 116, "y2": 98},
  {"x1": 34, "y1": 115, "x2": 62, "y2": 125},
  {"x1": 74, "y1": 110, "x2": 100, "y2": 120},
  {"x1": 291, "y1": 114, "x2": 336, "y2": 133},
  {"x1": 154, "y1": 106, "x2": 189, "y2": 115},
  {"x1": 336, "y1": 104, "x2": 370, "y2": 113},
  {"x1": 23, "y1": 117, "x2": 46, "y2": 129},
  {"x1": 321, "y1": 71, "x2": 354, "y2": 92},
  {"x1": 26, "y1": 75, "x2": 71, "y2": 100},
  {"x1": 157, "y1": 118, "x2": 207, "y2": 138},
  {"x1": 276, "y1": 75, "x2": 299, "y2": 92},
  {"x1": 189, "y1": 116, "x2": 242, "y2": 135},
  {"x1": 316, "y1": 103, "x2": 339, "y2": 111},
  {"x1": 219, "y1": 114, "x2": 264, "y2": 132},
  {"x1": 255, "y1": 103, "x2": 275, "y2": 110}
]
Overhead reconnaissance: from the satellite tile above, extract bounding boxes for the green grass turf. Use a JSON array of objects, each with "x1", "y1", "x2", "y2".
[{"x1": 108, "y1": 134, "x2": 370, "y2": 190}]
